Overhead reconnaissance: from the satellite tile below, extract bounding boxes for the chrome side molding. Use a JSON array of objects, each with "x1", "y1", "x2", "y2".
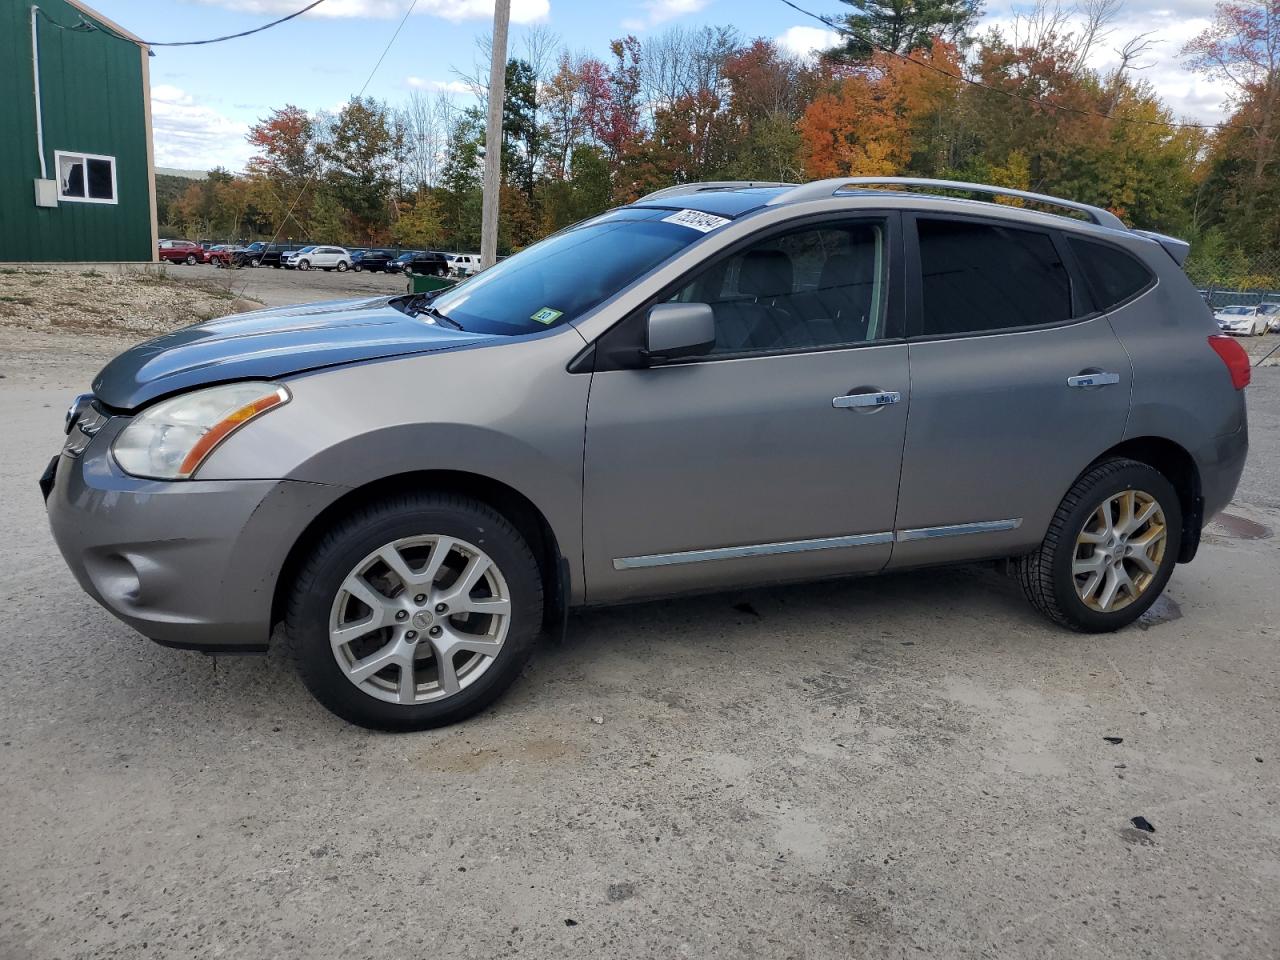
[
  {"x1": 613, "y1": 531, "x2": 895, "y2": 570},
  {"x1": 614, "y1": 519, "x2": 1023, "y2": 569},
  {"x1": 895, "y1": 518, "x2": 1023, "y2": 542}
]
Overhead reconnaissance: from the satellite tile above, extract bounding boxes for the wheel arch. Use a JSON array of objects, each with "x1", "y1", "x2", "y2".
[
  {"x1": 270, "y1": 469, "x2": 568, "y2": 638},
  {"x1": 1090, "y1": 436, "x2": 1202, "y2": 562}
]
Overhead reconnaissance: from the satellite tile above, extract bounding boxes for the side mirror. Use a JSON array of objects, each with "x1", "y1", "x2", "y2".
[{"x1": 643, "y1": 302, "x2": 715, "y2": 364}]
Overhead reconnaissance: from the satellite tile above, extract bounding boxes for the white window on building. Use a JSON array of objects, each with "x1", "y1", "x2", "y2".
[{"x1": 55, "y1": 151, "x2": 117, "y2": 204}]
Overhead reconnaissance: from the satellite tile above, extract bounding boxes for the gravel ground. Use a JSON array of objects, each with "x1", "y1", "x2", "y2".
[
  {"x1": 0, "y1": 267, "x2": 262, "y2": 336},
  {"x1": 0, "y1": 322, "x2": 1277, "y2": 959},
  {"x1": 192, "y1": 261, "x2": 412, "y2": 308}
]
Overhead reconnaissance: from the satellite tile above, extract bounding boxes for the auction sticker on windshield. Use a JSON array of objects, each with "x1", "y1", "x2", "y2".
[
  {"x1": 530, "y1": 307, "x2": 564, "y2": 325},
  {"x1": 662, "y1": 209, "x2": 731, "y2": 233}
]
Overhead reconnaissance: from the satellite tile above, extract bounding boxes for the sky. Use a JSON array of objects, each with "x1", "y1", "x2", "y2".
[{"x1": 85, "y1": 0, "x2": 1236, "y2": 173}]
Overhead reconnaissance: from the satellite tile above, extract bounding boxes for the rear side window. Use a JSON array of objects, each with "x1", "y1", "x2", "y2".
[
  {"x1": 917, "y1": 219, "x2": 1071, "y2": 336},
  {"x1": 1067, "y1": 237, "x2": 1154, "y2": 310}
]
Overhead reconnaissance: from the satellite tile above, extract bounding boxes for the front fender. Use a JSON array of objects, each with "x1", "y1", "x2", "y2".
[{"x1": 200, "y1": 331, "x2": 591, "y2": 597}]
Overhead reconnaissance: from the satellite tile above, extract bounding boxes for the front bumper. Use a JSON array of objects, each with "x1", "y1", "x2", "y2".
[{"x1": 44, "y1": 416, "x2": 344, "y2": 651}]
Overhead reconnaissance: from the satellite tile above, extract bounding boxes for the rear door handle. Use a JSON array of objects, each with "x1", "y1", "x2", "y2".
[
  {"x1": 833, "y1": 390, "x2": 901, "y2": 409},
  {"x1": 1066, "y1": 372, "x2": 1120, "y2": 388}
]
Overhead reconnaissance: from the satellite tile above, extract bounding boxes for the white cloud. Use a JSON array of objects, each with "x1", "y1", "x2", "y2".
[
  {"x1": 192, "y1": 0, "x2": 549, "y2": 24},
  {"x1": 406, "y1": 76, "x2": 472, "y2": 93},
  {"x1": 150, "y1": 85, "x2": 253, "y2": 171},
  {"x1": 980, "y1": 4, "x2": 1233, "y2": 124},
  {"x1": 619, "y1": 0, "x2": 708, "y2": 29},
  {"x1": 776, "y1": 25, "x2": 841, "y2": 59}
]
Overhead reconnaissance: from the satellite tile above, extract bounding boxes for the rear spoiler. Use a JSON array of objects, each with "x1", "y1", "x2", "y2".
[{"x1": 1132, "y1": 230, "x2": 1190, "y2": 267}]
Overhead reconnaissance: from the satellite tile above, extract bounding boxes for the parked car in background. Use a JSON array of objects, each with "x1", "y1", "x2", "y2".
[
  {"x1": 285, "y1": 246, "x2": 353, "y2": 272},
  {"x1": 230, "y1": 242, "x2": 307, "y2": 268},
  {"x1": 157, "y1": 240, "x2": 207, "y2": 265},
  {"x1": 352, "y1": 249, "x2": 397, "y2": 273},
  {"x1": 1214, "y1": 305, "x2": 1269, "y2": 336},
  {"x1": 208, "y1": 244, "x2": 246, "y2": 268},
  {"x1": 45, "y1": 177, "x2": 1250, "y2": 731},
  {"x1": 446, "y1": 253, "x2": 482, "y2": 277},
  {"x1": 393, "y1": 250, "x2": 450, "y2": 276},
  {"x1": 1257, "y1": 302, "x2": 1280, "y2": 332}
]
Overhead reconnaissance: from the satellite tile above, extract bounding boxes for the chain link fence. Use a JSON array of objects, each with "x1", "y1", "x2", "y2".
[{"x1": 1184, "y1": 251, "x2": 1280, "y2": 310}]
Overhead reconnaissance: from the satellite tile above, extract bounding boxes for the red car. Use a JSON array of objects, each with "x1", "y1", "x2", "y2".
[{"x1": 157, "y1": 240, "x2": 207, "y2": 265}]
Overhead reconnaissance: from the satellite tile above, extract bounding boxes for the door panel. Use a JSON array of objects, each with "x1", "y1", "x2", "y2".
[
  {"x1": 583, "y1": 344, "x2": 910, "y2": 602},
  {"x1": 892, "y1": 325, "x2": 1131, "y2": 568}
]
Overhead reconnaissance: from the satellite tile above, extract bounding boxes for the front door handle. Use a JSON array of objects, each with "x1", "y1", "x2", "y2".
[
  {"x1": 833, "y1": 390, "x2": 901, "y2": 409},
  {"x1": 1067, "y1": 372, "x2": 1120, "y2": 388}
]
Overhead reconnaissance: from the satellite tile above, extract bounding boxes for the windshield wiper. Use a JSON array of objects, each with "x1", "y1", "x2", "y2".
[{"x1": 395, "y1": 293, "x2": 465, "y2": 330}]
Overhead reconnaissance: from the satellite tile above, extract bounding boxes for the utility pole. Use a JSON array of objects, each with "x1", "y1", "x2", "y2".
[{"x1": 480, "y1": 0, "x2": 511, "y2": 269}]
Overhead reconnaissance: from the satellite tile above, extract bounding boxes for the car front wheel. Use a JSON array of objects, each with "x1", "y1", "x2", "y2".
[
  {"x1": 185, "y1": 254, "x2": 197, "y2": 265},
  {"x1": 1015, "y1": 458, "x2": 1181, "y2": 632},
  {"x1": 297, "y1": 260, "x2": 310, "y2": 271},
  {"x1": 352, "y1": 263, "x2": 363, "y2": 272},
  {"x1": 336, "y1": 261, "x2": 349, "y2": 272},
  {"x1": 287, "y1": 493, "x2": 543, "y2": 730}
]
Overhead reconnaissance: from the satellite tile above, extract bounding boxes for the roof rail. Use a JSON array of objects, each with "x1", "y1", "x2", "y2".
[
  {"x1": 767, "y1": 177, "x2": 1127, "y2": 230},
  {"x1": 636, "y1": 180, "x2": 797, "y2": 203}
]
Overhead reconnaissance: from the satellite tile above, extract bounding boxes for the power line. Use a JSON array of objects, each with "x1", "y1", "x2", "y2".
[
  {"x1": 776, "y1": 0, "x2": 1224, "y2": 132},
  {"x1": 231, "y1": 0, "x2": 421, "y2": 296},
  {"x1": 36, "y1": 0, "x2": 330, "y2": 48}
]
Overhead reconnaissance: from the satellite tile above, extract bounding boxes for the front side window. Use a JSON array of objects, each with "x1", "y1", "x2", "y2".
[
  {"x1": 426, "y1": 213, "x2": 705, "y2": 336},
  {"x1": 56, "y1": 151, "x2": 116, "y2": 204},
  {"x1": 917, "y1": 218, "x2": 1071, "y2": 336},
  {"x1": 669, "y1": 220, "x2": 889, "y2": 355}
]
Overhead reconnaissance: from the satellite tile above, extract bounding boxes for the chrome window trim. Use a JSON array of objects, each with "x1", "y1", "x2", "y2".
[
  {"x1": 895, "y1": 519, "x2": 1023, "y2": 542},
  {"x1": 612, "y1": 519, "x2": 1023, "y2": 569},
  {"x1": 613, "y1": 532, "x2": 895, "y2": 570}
]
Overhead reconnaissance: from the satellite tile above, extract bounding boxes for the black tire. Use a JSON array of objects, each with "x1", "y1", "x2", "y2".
[
  {"x1": 352, "y1": 263, "x2": 363, "y2": 272},
  {"x1": 1014, "y1": 458, "x2": 1182, "y2": 632},
  {"x1": 185, "y1": 254, "x2": 197, "y2": 265},
  {"x1": 298, "y1": 260, "x2": 310, "y2": 271},
  {"x1": 337, "y1": 261, "x2": 349, "y2": 272},
  {"x1": 287, "y1": 493, "x2": 544, "y2": 731},
  {"x1": 249, "y1": 257, "x2": 261, "y2": 268}
]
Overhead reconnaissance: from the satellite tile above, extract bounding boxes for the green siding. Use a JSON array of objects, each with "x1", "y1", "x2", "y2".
[{"x1": 0, "y1": 0, "x2": 152, "y2": 261}]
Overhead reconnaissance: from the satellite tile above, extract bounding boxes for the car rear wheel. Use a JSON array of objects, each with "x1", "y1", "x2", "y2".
[
  {"x1": 287, "y1": 493, "x2": 543, "y2": 730},
  {"x1": 1014, "y1": 458, "x2": 1181, "y2": 632}
]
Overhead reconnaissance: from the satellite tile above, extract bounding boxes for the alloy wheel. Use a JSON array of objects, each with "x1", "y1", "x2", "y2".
[
  {"x1": 1072, "y1": 489, "x2": 1167, "y2": 612},
  {"x1": 328, "y1": 535, "x2": 512, "y2": 705}
]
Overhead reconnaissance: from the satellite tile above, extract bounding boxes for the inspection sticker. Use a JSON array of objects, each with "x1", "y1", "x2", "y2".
[
  {"x1": 530, "y1": 306, "x2": 564, "y2": 325},
  {"x1": 661, "y1": 208, "x2": 731, "y2": 233}
]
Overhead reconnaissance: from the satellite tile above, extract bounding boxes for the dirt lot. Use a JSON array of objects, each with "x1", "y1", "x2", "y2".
[
  {"x1": 193, "y1": 260, "x2": 411, "y2": 308},
  {"x1": 0, "y1": 296, "x2": 1277, "y2": 959}
]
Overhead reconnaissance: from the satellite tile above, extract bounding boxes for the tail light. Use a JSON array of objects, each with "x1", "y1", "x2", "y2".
[{"x1": 1208, "y1": 335, "x2": 1251, "y2": 389}]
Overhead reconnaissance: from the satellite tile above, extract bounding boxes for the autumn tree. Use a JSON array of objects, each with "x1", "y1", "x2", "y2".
[
  {"x1": 318, "y1": 97, "x2": 403, "y2": 236},
  {"x1": 1184, "y1": 0, "x2": 1280, "y2": 245}
]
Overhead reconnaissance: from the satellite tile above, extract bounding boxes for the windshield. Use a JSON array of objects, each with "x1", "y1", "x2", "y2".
[
  {"x1": 1221, "y1": 306, "x2": 1252, "y2": 315},
  {"x1": 427, "y1": 213, "x2": 707, "y2": 336}
]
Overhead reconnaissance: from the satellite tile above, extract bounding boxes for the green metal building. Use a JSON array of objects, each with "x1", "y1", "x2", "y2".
[{"x1": 1, "y1": 0, "x2": 157, "y2": 262}]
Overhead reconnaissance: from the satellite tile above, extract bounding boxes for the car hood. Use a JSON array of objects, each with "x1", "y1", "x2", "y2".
[{"x1": 92, "y1": 296, "x2": 493, "y2": 410}]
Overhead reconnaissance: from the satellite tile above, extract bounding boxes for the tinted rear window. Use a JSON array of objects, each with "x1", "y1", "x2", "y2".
[
  {"x1": 1067, "y1": 237, "x2": 1155, "y2": 310},
  {"x1": 917, "y1": 219, "x2": 1072, "y2": 336}
]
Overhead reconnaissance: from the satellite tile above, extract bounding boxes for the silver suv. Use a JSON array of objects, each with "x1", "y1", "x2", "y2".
[{"x1": 44, "y1": 178, "x2": 1251, "y2": 730}]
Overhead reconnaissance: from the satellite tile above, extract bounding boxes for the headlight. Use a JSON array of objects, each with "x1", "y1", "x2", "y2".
[{"x1": 112, "y1": 381, "x2": 290, "y2": 479}]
